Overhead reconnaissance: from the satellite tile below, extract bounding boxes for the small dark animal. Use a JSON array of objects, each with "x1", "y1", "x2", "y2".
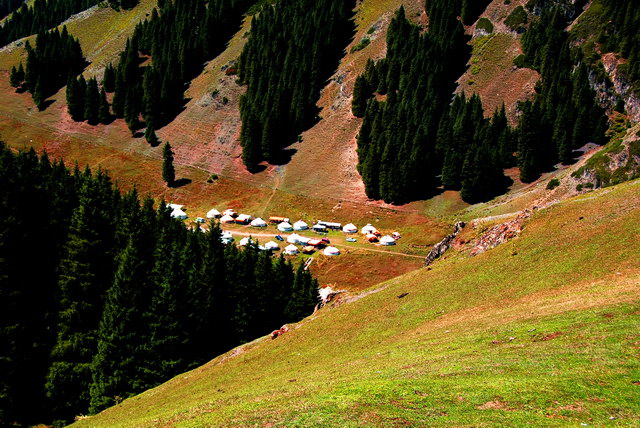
[{"x1": 397, "y1": 292, "x2": 409, "y2": 299}]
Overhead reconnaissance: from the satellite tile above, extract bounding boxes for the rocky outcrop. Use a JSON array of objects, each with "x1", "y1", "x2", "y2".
[
  {"x1": 424, "y1": 222, "x2": 465, "y2": 266},
  {"x1": 601, "y1": 53, "x2": 640, "y2": 123},
  {"x1": 470, "y1": 209, "x2": 532, "y2": 256}
]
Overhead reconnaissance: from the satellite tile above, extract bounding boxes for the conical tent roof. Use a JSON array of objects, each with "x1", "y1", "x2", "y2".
[
  {"x1": 380, "y1": 235, "x2": 396, "y2": 245},
  {"x1": 361, "y1": 224, "x2": 377, "y2": 234},
  {"x1": 323, "y1": 246, "x2": 340, "y2": 256},
  {"x1": 278, "y1": 222, "x2": 293, "y2": 231},
  {"x1": 293, "y1": 220, "x2": 308, "y2": 230},
  {"x1": 343, "y1": 223, "x2": 357, "y2": 233},
  {"x1": 265, "y1": 241, "x2": 280, "y2": 250},
  {"x1": 206, "y1": 208, "x2": 221, "y2": 218},
  {"x1": 284, "y1": 244, "x2": 299, "y2": 254},
  {"x1": 239, "y1": 237, "x2": 253, "y2": 246},
  {"x1": 220, "y1": 214, "x2": 235, "y2": 223},
  {"x1": 251, "y1": 217, "x2": 267, "y2": 227}
]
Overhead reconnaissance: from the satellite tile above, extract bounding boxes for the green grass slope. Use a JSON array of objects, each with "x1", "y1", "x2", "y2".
[{"x1": 76, "y1": 179, "x2": 640, "y2": 427}]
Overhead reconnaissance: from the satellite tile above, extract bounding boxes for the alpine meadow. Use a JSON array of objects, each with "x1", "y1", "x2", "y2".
[{"x1": 0, "y1": 0, "x2": 638, "y2": 426}]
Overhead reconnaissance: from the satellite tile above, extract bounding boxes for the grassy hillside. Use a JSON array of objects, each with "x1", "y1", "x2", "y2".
[{"x1": 76, "y1": 179, "x2": 640, "y2": 427}]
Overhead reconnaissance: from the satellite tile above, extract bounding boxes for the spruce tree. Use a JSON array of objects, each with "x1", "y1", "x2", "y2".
[
  {"x1": 102, "y1": 63, "x2": 115, "y2": 93},
  {"x1": 145, "y1": 125, "x2": 159, "y2": 146},
  {"x1": 89, "y1": 239, "x2": 150, "y2": 413},
  {"x1": 98, "y1": 87, "x2": 111, "y2": 124},
  {"x1": 84, "y1": 78, "x2": 100, "y2": 125},
  {"x1": 162, "y1": 142, "x2": 175, "y2": 186}
]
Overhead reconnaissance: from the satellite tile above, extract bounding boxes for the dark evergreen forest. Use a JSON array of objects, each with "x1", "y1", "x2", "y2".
[
  {"x1": 0, "y1": 0, "x2": 137, "y2": 49},
  {"x1": 100, "y1": 0, "x2": 250, "y2": 136},
  {"x1": 10, "y1": 27, "x2": 86, "y2": 110},
  {"x1": 0, "y1": 0, "x2": 22, "y2": 20},
  {"x1": 353, "y1": 0, "x2": 608, "y2": 204},
  {"x1": 0, "y1": 143, "x2": 318, "y2": 427},
  {"x1": 237, "y1": 0, "x2": 355, "y2": 170}
]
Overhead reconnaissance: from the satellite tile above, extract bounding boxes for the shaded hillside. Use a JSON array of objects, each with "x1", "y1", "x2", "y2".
[{"x1": 75, "y1": 178, "x2": 640, "y2": 426}]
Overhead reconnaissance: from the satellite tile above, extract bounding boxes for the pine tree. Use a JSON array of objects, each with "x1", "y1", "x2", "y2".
[
  {"x1": 89, "y1": 239, "x2": 151, "y2": 413},
  {"x1": 9, "y1": 64, "x2": 20, "y2": 88},
  {"x1": 98, "y1": 87, "x2": 111, "y2": 124},
  {"x1": 162, "y1": 142, "x2": 175, "y2": 186},
  {"x1": 84, "y1": 78, "x2": 100, "y2": 125},
  {"x1": 144, "y1": 125, "x2": 159, "y2": 146},
  {"x1": 352, "y1": 75, "x2": 370, "y2": 117},
  {"x1": 102, "y1": 63, "x2": 115, "y2": 93}
]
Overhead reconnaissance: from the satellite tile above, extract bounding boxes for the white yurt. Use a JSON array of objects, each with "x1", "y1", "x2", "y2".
[
  {"x1": 220, "y1": 214, "x2": 235, "y2": 224},
  {"x1": 206, "y1": 208, "x2": 221, "y2": 219},
  {"x1": 264, "y1": 241, "x2": 280, "y2": 250},
  {"x1": 323, "y1": 246, "x2": 341, "y2": 256},
  {"x1": 380, "y1": 235, "x2": 396, "y2": 246},
  {"x1": 170, "y1": 208, "x2": 188, "y2": 220},
  {"x1": 239, "y1": 237, "x2": 253, "y2": 246},
  {"x1": 361, "y1": 224, "x2": 377, "y2": 235},
  {"x1": 250, "y1": 217, "x2": 267, "y2": 227},
  {"x1": 284, "y1": 244, "x2": 299, "y2": 255},
  {"x1": 342, "y1": 223, "x2": 358, "y2": 233},
  {"x1": 287, "y1": 233, "x2": 302, "y2": 244},
  {"x1": 220, "y1": 231, "x2": 234, "y2": 244},
  {"x1": 278, "y1": 221, "x2": 293, "y2": 232},
  {"x1": 293, "y1": 220, "x2": 309, "y2": 231},
  {"x1": 167, "y1": 203, "x2": 183, "y2": 210},
  {"x1": 223, "y1": 209, "x2": 237, "y2": 217}
]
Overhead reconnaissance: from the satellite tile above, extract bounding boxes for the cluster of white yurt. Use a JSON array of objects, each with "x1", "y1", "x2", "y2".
[
  {"x1": 342, "y1": 223, "x2": 358, "y2": 233},
  {"x1": 250, "y1": 217, "x2": 267, "y2": 227}
]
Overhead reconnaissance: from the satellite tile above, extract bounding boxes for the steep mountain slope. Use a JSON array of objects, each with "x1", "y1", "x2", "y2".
[{"x1": 76, "y1": 178, "x2": 640, "y2": 427}]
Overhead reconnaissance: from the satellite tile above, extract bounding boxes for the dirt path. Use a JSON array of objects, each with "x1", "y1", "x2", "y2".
[{"x1": 224, "y1": 230, "x2": 426, "y2": 259}]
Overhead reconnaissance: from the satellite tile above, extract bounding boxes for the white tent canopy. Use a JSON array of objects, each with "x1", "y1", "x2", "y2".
[
  {"x1": 323, "y1": 246, "x2": 340, "y2": 256},
  {"x1": 206, "y1": 208, "x2": 221, "y2": 218},
  {"x1": 220, "y1": 231, "x2": 234, "y2": 244},
  {"x1": 297, "y1": 236, "x2": 311, "y2": 245},
  {"x1": 220, "y1": 214, "x2": 235, "y2": 223},
  {"x1": 167, "y1": 203, "x2": 183, "y2": 210},
  {"x1": 361, "y1": 224, "x2": 378, "y2": 235},
  {"x1": 380, "y1": 235, "x2": 396, "y2": 246},
  {"x1": 284, "y1": 244, "x2": 299, "y2": 255},
  {"x1": 278, "y1": 221, "x2": 293, "y2": 232},
  {"x1": 342, "y1": 223, "x2": 358, "y2": 233},
  {"x1": 250, "y1": 217, "x2": 267, "y2": 227},
  {"x1": 265, "y1": 241, "x2": 280, "y2": 250},
  {"x1": 293, "y1": 220, "x2": 309, "y2": 230}
]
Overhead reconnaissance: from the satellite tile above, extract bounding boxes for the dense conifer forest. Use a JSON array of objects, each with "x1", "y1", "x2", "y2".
[
  {"x1": 353, "y1": 0, "x2": 607, "y2": 204},
  {"x1": 237, "y1": 0, "x2": 355, "y2": 170},
  {"x1": 100, "y1": 0, "x2": 250, "y2": 135},
  {"x1": 10, "y1": 27, "x2": 86, "y2": 110},
  {"x1": 0, "y1": 0, "x2": 22, "y2": 19},
  {"x1": 0, "y1": 143, "x2": 318, "y2": 427}
]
